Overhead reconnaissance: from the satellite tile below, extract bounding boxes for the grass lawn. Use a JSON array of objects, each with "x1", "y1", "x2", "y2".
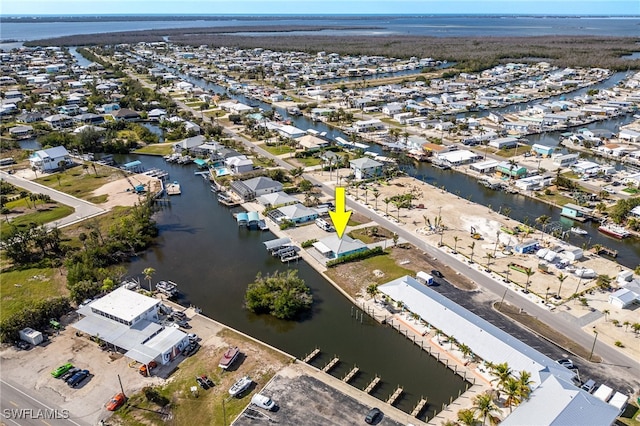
[
  {"x1": 261, "y1": 144, "x2": 295, "y2": 156},
  {"x1": 348, "y1": 226, "x2": 394, "y2": 244},
  {"x1": 134, "y1": 143, "x2": 174, "y2": 156},
  {"x1": 0, "y1": 266, "x2": 66, "y2": 322},
  {"x1": 617, "y1": 402, "x2": 640, "y2": 426},
  {"x1": 204, "y1": 110, "x2": 225, "y2": 118},
  {"x1": 622, "y1": 187, "x2": 639, "y2": 194},
  {"x1": 0, "y1": 203, "x2": 74, "y2": 239},
  {"x1": 34, "y1": 164, "x2": 121, "y2": 200},
  {"x1": 294, "y1": 156, "x2": 322, "y2": 167},
  {"x1": 495, "y1": 147, "x2": 523, "y2": 158},
  {"x1": 535, "y1": 191, "x2": 574, "y2": 206},
  {"x1": 185, "y1": 101, "x2": 205, "y2": 108}
]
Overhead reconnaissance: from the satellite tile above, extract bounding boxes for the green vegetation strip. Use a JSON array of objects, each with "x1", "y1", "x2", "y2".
[
  {"x1": 134, "y1": 143, "x2": 174, "y2": 156},
  {"x1": 34, "y1": 165, "x2": 122, "y2": 199}
]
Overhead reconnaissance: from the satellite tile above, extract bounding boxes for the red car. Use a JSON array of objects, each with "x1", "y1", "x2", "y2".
[{"x1": 106, "y1": 393, "x2": 126, "y2": 411}]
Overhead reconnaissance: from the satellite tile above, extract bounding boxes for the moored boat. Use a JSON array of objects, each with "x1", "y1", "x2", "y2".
[
  {"x1": 598, "y1": 223, "x2": 629, "y2": 239},
  {"x1": 570, "y1": 227, "x2": 588, "y2": 235},
  {"x1": 219, "y1": 346, "x2": 240, "y2": 369},
  {"x1": 156, "y1": 280, "x2": 178, "y2": 297},
  {"x1": 229, "y1": 375, "x2": 252, "y2": 396}
]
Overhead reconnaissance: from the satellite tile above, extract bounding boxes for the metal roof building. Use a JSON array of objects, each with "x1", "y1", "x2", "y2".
[
  {"x1": 378, "y1": 276, "x2": 575, "y2": 388},
  {"x1": 501, "y1": 376, "x2": 618, "y2": 426},
  {"x1": 313, "y1": 235, "x2": 368, "y2": 259}
]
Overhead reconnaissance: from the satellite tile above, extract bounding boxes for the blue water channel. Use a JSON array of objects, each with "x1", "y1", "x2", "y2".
[{"x1": 118, "y1": 153, "x2": 467, "y2": 420}]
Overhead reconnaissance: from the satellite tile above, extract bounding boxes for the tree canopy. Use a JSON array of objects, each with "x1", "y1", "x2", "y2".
[{"x1": 245, "y1": 270, "x2": 313, "y2": 320}]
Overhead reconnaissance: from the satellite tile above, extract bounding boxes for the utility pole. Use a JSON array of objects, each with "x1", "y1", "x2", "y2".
[
  {"x1": 589, "y1": 329, "x2": 599, "y2": 362},
  {"x1": 118, "y1": 374, "x2": 126, "y2": 398}
]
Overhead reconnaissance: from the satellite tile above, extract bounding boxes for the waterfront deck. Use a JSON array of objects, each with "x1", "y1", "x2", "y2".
[{"x1": 165, "y1": 181, "x2": 181, "y2": 195}]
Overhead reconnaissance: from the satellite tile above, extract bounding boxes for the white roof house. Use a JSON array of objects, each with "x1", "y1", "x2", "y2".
[
  {"x1": 608, "y1": 280, "x2": 640, "y2": 309},
  {"x1": 29, "y1": 146, "x2": 71, "y2": 172},
  {"x1": 435, "y1": 150, "x2": 481, "y2": 166},
  {"x1": 276, "y1": 203, "x2": 319, "y2": 224},
  {"x1": 256, "y1": 191, "x2": 299, "y2": 208},
  {"x1": 350, "y1": 157, "x2": 384, "y2": 180},
  {"x1": 501, "y1": 375, "x2": 619, "y2": 426},
  {"x1": 378, "y1": 276, "x2": 576, "y2": 388},
  {"x1": 87, "y1": 286, "x2": 160, "y2": 325},
  {"x1": 312, "y1": 234, "x2": 368, "y2": 259}
]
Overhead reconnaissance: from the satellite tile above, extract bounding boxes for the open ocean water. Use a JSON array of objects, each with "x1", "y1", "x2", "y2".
[{"x1": 1, "y1": 15, "x2": 640, "y2": 45}]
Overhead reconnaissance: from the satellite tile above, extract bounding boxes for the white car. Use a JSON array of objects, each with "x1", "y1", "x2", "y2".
[
  {"x1": 187, "y1": 333, "x2": 199, "y2": 342},
  {"x1": 251, "y1": 393, "x2": 276, "y2": 411}
]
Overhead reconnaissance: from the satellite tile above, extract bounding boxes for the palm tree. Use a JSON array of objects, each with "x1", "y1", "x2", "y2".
[
  {"x1": 602, "y1": 309, "x2": 610, "y2": 322},
  {"x1": 556, "y1": 273, "x2": 567, "y2": 300},
  {"x1": 523, "y1": 268, "x2": 534, "y2": 293},
  {"x1": 623, "y1": 320, "x2": 630, "y2": 331},
  {"x1": 468, "y1": 241, "x2": 476, "y2": 263},
  {"x1": 459, "y1": 343, "x2": 473, "y2": 360},
  {"x1": 473, "y1": 392, "x2": 500, "y2": 426},
  {"x1": 453, "y1": 235, "x2": 460, "y2": 253},
  {"x1": 457, "y1": 408, "x2": 477, "y2": 426},
  {"x1": 484, "y1": 253, "x2": 494, "y2": 270},
  {"x1": 31, "y1": 165, "x2": 38, "y2": 178},
  {"x1": 383, "y1": 197, "x2": 391, "y2": 216},
  {"x1": 373, "y1": 190, "x2": 380, "y2": 210},
  {"x1": 489, "y1": 362, "x2": 512, "y2": 396},
  {"x1": 535, "y1": 215, "x2": 551, "y2": 236},
  {"x1": 143, "y1": 267, "x2": 156, "y2": 292},
  {"x1": 502, "y1": 377, "x2": 521, "y2": 413},
  {"x1": 366, "y1": 284, "x2": 379, "y2": 301},
  {"x1": 516, "y1": 370, "x2": 534, "y2": 400}
]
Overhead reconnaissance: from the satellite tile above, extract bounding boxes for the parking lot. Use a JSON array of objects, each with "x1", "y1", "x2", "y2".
[{"x1": 232, "y1": 364, "x2": 408, "y2": 426}]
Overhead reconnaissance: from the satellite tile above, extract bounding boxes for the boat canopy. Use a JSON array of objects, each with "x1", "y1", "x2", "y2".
[{"x1": 263, "y1": 238, "x2": 291, "y2": 251}]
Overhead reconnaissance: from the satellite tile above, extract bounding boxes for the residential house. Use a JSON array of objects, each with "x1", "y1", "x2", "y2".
[
  {"x1": 44, "y1": 114, "x2": 73, "y2": 129},
  {"x1": 226, "y1": 155, "x2": 254, "y2": 174},
  {"x1": 274, "y1": 203, "x2": 319, "y2": 224},
  {"x1": 312, "y1": 234, "x2": 368, "y2": 259},
  {"x1": 74, "y1": 113, "x2": 105, "y2": 124},
  {"x1": 9, "y1": 125, "x2": 34, "y2": 139},
  {"x1": 29, "y1": 146, "x2": 71, "y2": 172},
  {"x1": 112, "y1": 108, "x2": 141, "y2": 121},
  {"x1": 496, "y1": 161, "x2": 527, "y2": 179},
  {"x1": 16, "y1": 112, "x2": 44, "y2": 123},
  {"x1": 256, "y1": 191, "x2": 299, "y2": 208},
  {"x1": 350, "y1": 157, "x2": 384, "y2": 180},
  {"x1": 297, "y1": 134, "x2": 330, "y2": 152},
  {"x1": 173, "y1": 135, "x2": 206, "y2": 154},
  {"x1": 353, "y1": 119, "x2": 385, "y2": 133}
]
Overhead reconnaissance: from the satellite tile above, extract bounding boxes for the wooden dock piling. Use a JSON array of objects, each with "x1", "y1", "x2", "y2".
[
  {"x1": 364, "y1": 376, "x2": 380, "y2": 394},
  {"x1": 323, "y1": 357, "x2": 340, "y2": 373},
  {"x1": 387, "y1": 386, "x2": 403, "y2": 405},
  {"x1": 343, "y1": 366, "x2": 359, "y2": 383},
  {"x1": 303, "y1": 348, "x2": 320, "y2": 363},
  {"x1": 411, "y1": 398, "x2": 428, "y2": 417}
]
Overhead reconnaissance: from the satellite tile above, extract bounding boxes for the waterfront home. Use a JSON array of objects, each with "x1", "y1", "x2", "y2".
[
  {"x1": 218, "y1": 101, "x2": 254, "y2": 115},
  {"x1": 353, "y1": 119, "x2": 385, "y2": 133},
  {"x1": 9, "y1": 125, "x2": 34, "y2": 139},
  {"x1": 29, "y1": 146, "x2": 71, "y2": 172},
  {"x1": 560, "y1": 203, "x2": 593, "y2": 222},
  {"x1": 608, "y1": 280, "x2": 640, "y2": 309},
  {"x1": 44, "y1": 114, "x2": 73, "y2": 129},
  {"x1": 488, "y1": 137, "x2": 518, "y2": 150},
  {"x1": 618, "y1": 128, "x2": 640, "y2": 143},
  {"x1": 73, "y1": 125, "x2": 106, "y2": 134},
  {"x1": 553, "y1": 153, "x2": 579, "y2": 168},
  {"x1": 273, "y1": 203, "x2": 319, "y2": 225},
  {"x1": 101, "y1": 103, "x2": 120, "y2": 113},
  {"x1": 256, "y1": 191, "x2": 299, "y2": 208},
  {"x1": 74, "y1": 113, "x2": 105, "y2": 124},
  {"x1": 312, "y1": 234, "x2": 368, "y2": 259},
  {"x1": 571, "y1": 160, "x2": 600, "y2": 176},
  {"x1": 297, "y1": 134, "x2": 330, "y2": 152},
  {"x1": 73, "y1": 287, "x2": 190, "y2": 368},
  {"x1": 225, "y1": 155, "x2": 254, "y2": 175},
  {"x1": 503, "y1": 121, "x2": 531, "y2": 135},
  {"x1": 16, "y1": 111, "x2": 44, "y2": 123},
  {"x1": 514, "y1": 175, "x2": 553, "y2": 191},
  {"x1": 531, "y1": 144, "x2": 555, "y2": 157},
  {"x1": 148, "y1": 108, "x2": 167, "y2": 121},
  {"x1": 230, "y1": 176, "x2": 283, "y2": 201},
  {"x1": 350, "y1": 157, "x2": 384, "y2": 180},
  {"x1": 173, "y1": 135, "x2": 206, "y2": 154},
  {"x1": 495, "y1": 161, "x2": 527, "y2": 179},
  {"x1": 381, "y1": 102, "x2": 404, "y2": 116},
  {"x1": 112, "y1": 108, "x2": 141, "y2": 121},
  {"x1": 436, "y1": 150, "x2": 481, "y2": 167}
]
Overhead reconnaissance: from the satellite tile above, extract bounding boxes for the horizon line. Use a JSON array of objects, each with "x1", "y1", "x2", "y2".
[{"x1": 2, "y1": 13, "x2": 640, "y2": 17}]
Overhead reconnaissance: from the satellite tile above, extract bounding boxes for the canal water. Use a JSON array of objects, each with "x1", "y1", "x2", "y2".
[{"x1": 121, "y1": 153, "x2": 467, "y2": 419}]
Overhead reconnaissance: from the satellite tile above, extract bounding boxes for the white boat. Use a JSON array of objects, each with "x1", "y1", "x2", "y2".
[
  {"x1": 570, "y1": 227, "x2": 588, "y2": 235},
  {"x1": 598, "y1": 223, "x2": 630, "y2": 239},
  {"x1": 229, "y1": 376, "x2": 252, "y2": 396},
  {"x1": 156, "y1": 280, "x2": 178, "y2": 297},
  {"x1": 574, "y1": 268, "x2": 596, "y2": 279}
]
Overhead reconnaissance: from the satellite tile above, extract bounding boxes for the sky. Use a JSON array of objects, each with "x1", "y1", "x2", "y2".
[{"x1": 1, "y1": 0, "x2": 639, "y2": 16}]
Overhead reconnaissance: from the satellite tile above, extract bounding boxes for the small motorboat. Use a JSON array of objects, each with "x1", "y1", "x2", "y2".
[
  {"x1": 229, "y1": 375, "x2": 252, "y2": 397},
  {"x1": 570, "y1": 227, "x2": 588, "y2": 235},
  {"x1": 218, "y1": 346, "x2": 240, "y2": 369}
]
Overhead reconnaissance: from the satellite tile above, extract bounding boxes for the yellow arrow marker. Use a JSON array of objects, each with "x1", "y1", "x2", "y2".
[{"x1": 328, "y1": 187, "x2": 352, "y2": 239}]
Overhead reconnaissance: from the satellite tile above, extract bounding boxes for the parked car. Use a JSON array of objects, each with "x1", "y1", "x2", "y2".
[
  {"x1": 139, "y1": 360, "x2": 158, "y2": 376},
  {"x1": 201, "y1": 375, "x2": 214, "y2": 388},
  {"x1": 106, "y1": 393, "x2": 126, "y2": 411},
  {"x1": 431, "y1": 269, "x2": 444, "y2": 278},
  {"x1": 51, "y1": 363, "x2": 74, "y2": 378},
  {"x1": 62, "y1": 367, "x2": 80, "y2": 381},
  {"x1": 182, "y1": 342, "x2": 199, "y2": 357},
  {"x1": 556, "y1": 358, "x2": 576, "y2": 369},
  {"x1": 251, "y1": 393, "x2": 276, "y2": 411},
  {"x1": 581, "y1": 379, "x2": 596, "y2": 393},
  {"x1": 365, "y1": 407, "x2": 382, "y2": 424},
  {"x1": 187, "y1": 333, "x2": 199, "y2": 342},
  {"x1": 67, "y1": 369, "x2": 90, "y2": 387}
]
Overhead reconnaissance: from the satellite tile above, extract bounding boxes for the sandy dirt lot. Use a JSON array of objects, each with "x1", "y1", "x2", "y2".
[{"x1": 90, "y1": 174, "x2": 162, "y2": 210}]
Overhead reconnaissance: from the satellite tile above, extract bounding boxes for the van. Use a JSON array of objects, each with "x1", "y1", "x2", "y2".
[
  {"x1": 315, "y1": 218, "x2": 333, "y2": 232},
  {"x1": 581, "y1": 379, "x2": 596, "y2": 393},
  {"x1": 251, "y1": 393, "x2": 276, "y2": 411}
]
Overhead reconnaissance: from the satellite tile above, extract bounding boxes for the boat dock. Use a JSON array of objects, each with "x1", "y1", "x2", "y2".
[
  {"x1": 165, "y1": 181, "x2": 181, "y2": 195},
  {"x1": 386, "y1": 386, "x2": 403, "y2": 405},
  {"x1": 323, "y1": 357, "x2": 340, "y2": 373},
  {"x1": 364, "y1": 376, "x2": 380, "y2": 394},
  {"x1": 302, "y1": 348, "x2": 320, "y2": 363},
  {"x1": 411, "y1": 398, "x2": 428, "y2": 417},
  {"x1": 342, "y1": 366, "x2": 359, "y2": 383},
  {"x1": 217, "y1": 192, "x2": 240, "y2": 206}
]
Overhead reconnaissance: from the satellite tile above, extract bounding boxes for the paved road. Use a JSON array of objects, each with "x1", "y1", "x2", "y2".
[
  {"x1": 0, "y1": 172, "x2": 106, "y2": 228},
  {"x1": 341, "y1": 198, "x2": 640, "y2": 390},
  {"x1": 0, "y1": 379, "x2": 88, "y2": 426}
]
